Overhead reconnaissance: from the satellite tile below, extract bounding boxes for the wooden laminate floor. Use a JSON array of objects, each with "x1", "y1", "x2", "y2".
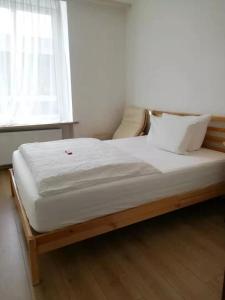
[{"x1": 0, "y1": 170, "x2": 225, "y2": 300}]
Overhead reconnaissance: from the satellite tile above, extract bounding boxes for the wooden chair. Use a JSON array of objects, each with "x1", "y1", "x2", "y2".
[{"x1": 112, "y1": 106, "x2": 148, "y2": 139}]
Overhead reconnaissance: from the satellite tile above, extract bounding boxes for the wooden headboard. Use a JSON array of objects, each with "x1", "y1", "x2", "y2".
[{"x1": 148, "y1": 110, "x2": 225, "y2": 153}]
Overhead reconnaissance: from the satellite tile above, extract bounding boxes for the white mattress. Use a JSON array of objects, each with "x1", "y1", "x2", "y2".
[{"x1": 13, "y1": 136, "x2": 225, "y2": 232}]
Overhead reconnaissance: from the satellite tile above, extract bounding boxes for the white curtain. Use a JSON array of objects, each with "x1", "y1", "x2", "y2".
[{"x1": 0, "y1": 0, "x2": 73, "y2": 126}]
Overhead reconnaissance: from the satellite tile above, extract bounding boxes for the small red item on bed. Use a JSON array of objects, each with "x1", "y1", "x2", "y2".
[{"x1": 65, "y1": 150, "x2": 73, "y2": 155}]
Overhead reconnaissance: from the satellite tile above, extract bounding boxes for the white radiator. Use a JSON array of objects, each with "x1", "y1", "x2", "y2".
[{"x1": 0, "y1": 129, "x2": 62, "y2": 166}]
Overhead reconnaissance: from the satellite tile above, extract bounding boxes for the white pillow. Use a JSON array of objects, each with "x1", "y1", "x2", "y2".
[
  {"x1": 162, "y1": 114, "x2": 211, "y2": 151},
  {"x1": 147, "y1": 115, "x2": 194, "y2": 154}
]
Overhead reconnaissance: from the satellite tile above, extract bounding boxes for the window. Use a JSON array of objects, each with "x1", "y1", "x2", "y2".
[{"x1": 0, "y1": 0, "x2": 73, "y2": 126}]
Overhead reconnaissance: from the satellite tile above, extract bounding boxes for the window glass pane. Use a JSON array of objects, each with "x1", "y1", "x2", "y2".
[
  {"x1": 16, "y1": 10, "x2": 52, "y2": 39},
  {"x1": 38, "y1": 54, "x2": 55, "y2": 95},
  {"x1": 0, "y1": 1, "x2": 73, "y2": 126},
  {"x1": 0, "y1": 8, "x2": 13, "y2": 35}
]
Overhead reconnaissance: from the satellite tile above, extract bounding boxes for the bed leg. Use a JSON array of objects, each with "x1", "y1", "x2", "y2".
[
  {"x1": 9, "y1": 170, "x2": 15, "y2": 197},
  {"x1": 28, "y1": 238, "x2": 40, "y2": 286}
]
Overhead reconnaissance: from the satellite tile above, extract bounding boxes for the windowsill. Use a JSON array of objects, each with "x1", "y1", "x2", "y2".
[{"x1": 0, "y1": 121, "x2": 79, "y2": 132}]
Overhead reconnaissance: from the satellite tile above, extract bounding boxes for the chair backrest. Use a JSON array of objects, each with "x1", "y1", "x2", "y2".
[{"x1": 113, "y1": 106, "x2": 148, "y2": 139}]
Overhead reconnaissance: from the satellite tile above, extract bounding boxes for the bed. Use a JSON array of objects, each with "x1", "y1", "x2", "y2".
[{"x1": 9, "y1": 110, "x2": 225, "y2": 285}]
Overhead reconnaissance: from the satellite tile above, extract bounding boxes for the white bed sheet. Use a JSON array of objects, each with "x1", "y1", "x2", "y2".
[{"x1": 13, "y1": 136, "x2": 225, "y2": 232}]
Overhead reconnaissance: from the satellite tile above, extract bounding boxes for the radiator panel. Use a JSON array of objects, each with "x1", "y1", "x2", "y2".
[{"x1": 0, "y1": 129, "x2": 62, "y2": 165}]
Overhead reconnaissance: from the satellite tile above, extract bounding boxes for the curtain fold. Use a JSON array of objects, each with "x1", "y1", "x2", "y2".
[{"x1": 0, "y1": 0, "x2": 72, "y2": 126}]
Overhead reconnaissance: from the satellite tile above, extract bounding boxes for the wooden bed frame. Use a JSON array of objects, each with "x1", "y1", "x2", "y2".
[{"x1": 9, "y1": 110, "x2": 225, "y2": 286}]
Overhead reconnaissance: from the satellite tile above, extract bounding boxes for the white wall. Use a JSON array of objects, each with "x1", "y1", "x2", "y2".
[
  {"x1": 126, "y1": 0, "x2": 225, "y2": 115},
  {"x1": 67, "y1": 0, "x2": 127, "y2": 137}
]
